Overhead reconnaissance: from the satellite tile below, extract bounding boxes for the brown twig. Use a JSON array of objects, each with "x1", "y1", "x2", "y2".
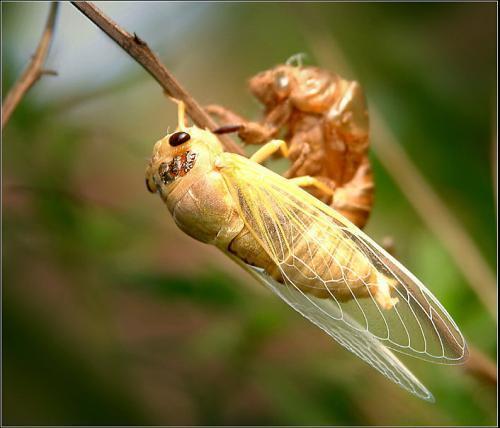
[
  {"x1": 71, "y1": 1, "x2": 244, "y2": 155},
  {"x1": 491, "y1": 110, "x2": 497, "y2": 208},
  {"x1": 464, "y1": 346, "x2": 497, "y2": 387},
  {"x1": 2, "y1": 2, "x2": 59, "y2": 130}
]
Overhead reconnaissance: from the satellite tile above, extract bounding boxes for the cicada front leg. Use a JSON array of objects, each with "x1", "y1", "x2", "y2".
[
  {"x1": 207, "y1": 104, "x2": 278, "y2": 145},
  {"x1": 206, "y1": 104, "x2": 247, "y2": 129},
  {"x1": 208, "y1": 101, "x2": 294, "y2": 146}
]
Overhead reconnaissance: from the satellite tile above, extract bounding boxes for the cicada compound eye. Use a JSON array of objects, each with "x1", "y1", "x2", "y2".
[
  {"x1": 169, "y1": 131, "x2": 191, "y2": 147},
  {"x1": 275, "y1": 71, "x2": 289, "y2": 90},
  {"x1": 274, "y1": 71, "x2": 291, "y2": 99},
  {"x1": 158, "y1": 161, "x2": 173, "y2": 185}
]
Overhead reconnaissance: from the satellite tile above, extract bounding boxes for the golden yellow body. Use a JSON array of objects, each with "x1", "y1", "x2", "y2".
[
  {"x1": 146, "y1": 102, "x2": 467, "y2": 402},
  {"x1": 146, "y1": 112, "x2": 394, "y2": 307}
]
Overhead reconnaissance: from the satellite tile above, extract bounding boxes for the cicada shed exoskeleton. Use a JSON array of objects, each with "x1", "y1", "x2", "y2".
[{"x1": 207, "y1": 64, "x2": 374, "y2": 229}]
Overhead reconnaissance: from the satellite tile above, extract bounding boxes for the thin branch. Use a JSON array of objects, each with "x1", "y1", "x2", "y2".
[
  {"x1": 71, "y1": 1, "x2": 244, "y2": 155},
  {"x1": 491, "y1": 109, "x2": 497, "y2": 209},
  {"x1": 464, "y1": 346, "x2": 497, "y2": 387},
  {"x1": 2, "y1": 2, "x2": 59, "y2": 130}
]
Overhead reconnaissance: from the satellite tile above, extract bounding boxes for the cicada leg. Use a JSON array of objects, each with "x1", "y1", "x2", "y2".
[
  {"x1": 288, "y1": 175, "x2": 334, "y2": 197},
  {"x1": 206, "y1": 104, "x2": 247, "y2": 127},
  {"x1": 207, "y1": 104, "x2": 278, "y2": 145},
  {"x1": 286, "y1": 160, "x2": 374, "y2": 230},
  {"x1": 249, "y1": 139, "x2": 289, "y2": 164},
  {"x1": 250, "y1": 135, "x2": 373, "y2": 229}
]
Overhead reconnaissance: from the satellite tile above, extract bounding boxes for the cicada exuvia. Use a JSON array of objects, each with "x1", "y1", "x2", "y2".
[
  {"x1": 145, "y1": 101, "x2": 467, "y2": 402},
  {"x1": 208, "y1": 62, "x2": 374, "y2": 229}
]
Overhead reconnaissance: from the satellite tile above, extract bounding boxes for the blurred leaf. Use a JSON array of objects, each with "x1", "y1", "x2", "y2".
[
  {"x1": 119, "y1": 269, "x2": 244, "y2": 308},
  {"x1": 2, "y1": 291, "x2": 153, "y2": 426}
]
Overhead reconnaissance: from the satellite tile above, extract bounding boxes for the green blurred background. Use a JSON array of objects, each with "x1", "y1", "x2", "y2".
[{"x1": 2, "y1": 2, "x2": 497, "y2": 426}]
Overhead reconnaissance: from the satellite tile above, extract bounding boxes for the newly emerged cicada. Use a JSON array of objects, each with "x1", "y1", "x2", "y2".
[{"x1": 146, "y1": 101, "x2": 467, "y2": 402}]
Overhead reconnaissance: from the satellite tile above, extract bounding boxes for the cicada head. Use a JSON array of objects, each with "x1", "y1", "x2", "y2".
[
  {"x1": 248, "y1": 64, "x2": 298, "y2": 107},
  {"x1": 145, "y1": 101, "x2": 223, "y2": 197}
]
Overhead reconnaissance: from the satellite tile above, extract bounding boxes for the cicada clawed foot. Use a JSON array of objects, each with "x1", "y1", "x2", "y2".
[{"x1": 374, "y1": 272, "x2": 399, "y2": 310}]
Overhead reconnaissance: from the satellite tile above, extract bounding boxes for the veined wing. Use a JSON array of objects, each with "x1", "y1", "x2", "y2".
[
  {"x1": 219, "y1": 153, "x2": 468, "y2": 367},
  {"x1": 227, "y1": 253, "x2": 435, "y2": 401}
]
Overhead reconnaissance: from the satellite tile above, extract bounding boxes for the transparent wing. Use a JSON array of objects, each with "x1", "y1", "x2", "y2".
[
  {"x1": 227, "y1": 253, "x2": 435, "y2": 401},
  {"x1": 220, "y1": 153, "x2": 468, "y2": 367}
]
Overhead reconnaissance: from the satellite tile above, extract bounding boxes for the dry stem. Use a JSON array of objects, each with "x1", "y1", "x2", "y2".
[
  {"x1": 71, "y1": 1, "x2": 244, "y2": 155},
  {"x1": 2, "y1": 2, "x2": 59, "y2": 129},
  {"x1": 465, "y1": 346, "x2": 497, "y2": 387}
]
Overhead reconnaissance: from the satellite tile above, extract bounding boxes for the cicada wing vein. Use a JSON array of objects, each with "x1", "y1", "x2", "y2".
[
  {"x1": 226, "y1": 252, "x2": 435, "y2": 402},
  {"x1": 219, "y1": 153, "x2": 467, "y2": 367}
]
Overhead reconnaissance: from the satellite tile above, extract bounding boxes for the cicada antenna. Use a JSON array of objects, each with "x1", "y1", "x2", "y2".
[{"x1": 286, "y1": 52, "x2": 308, "y2": 67}]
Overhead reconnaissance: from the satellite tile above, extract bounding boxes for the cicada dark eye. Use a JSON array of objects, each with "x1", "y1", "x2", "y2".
[
  {"x1": 275, "y1": 72, "x2": 289, "y2": 91},
  {"x1": 274, "y1": 71, "x2": 291, "y2": 100},
  {"x1": 169, "y1": 131, "x2": 191, "y2": 147}
]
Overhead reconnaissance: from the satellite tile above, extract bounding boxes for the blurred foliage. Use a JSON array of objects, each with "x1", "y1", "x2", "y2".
[{"x1": 2, "y1": 1, "x2": 497, "y2": 426}]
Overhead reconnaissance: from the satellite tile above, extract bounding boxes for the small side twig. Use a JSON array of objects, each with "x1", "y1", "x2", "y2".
[
  {"x1": 491, "y1": 110, "x2": 497, "y2": 208},
  {"x1": 71, "y1": 1, "x2": 244, "y2": 156},
  {"x1": 2, "y1": 2, "x2": 59, "y2": 130},
  {"x1": 464, "y1": 346, "x2": 497, "y2": 387}
]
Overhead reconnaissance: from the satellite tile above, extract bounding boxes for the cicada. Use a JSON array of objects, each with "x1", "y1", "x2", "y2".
[
  {"x1": 207, "y1": 62, "x2": 374, "y2": 229},
  {"x1": 146, "y1": 101, "x2": 467, "y2": 402}
]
